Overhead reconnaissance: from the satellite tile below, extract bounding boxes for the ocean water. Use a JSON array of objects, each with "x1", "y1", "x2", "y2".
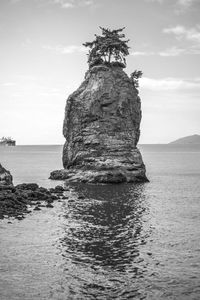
[{"x1": 0, "y1": 145, "x2": 200, "y2": 300}]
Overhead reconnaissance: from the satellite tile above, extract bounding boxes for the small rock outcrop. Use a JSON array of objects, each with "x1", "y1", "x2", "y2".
[
  {"x1": 50, "y1": 64, "x2": 148, "y2": 183},
  {"x1": 0, "y1": 182, "x2": 69, "y2": 219},
  {"x1": 0, "y1": 163, "x2": 13, "y2": 186}
]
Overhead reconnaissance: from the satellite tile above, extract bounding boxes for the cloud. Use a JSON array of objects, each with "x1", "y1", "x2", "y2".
[
  {"x1": 176, "y1": 0, "x2": 198, "y2": 11},
  {"x1": 177, "y1": 0, "x2": 196, "y2": 7},
  {"x1": 132, "y1": 48, "x2": 185, "y2": 57},
  {"x1": 1, "y1": 77, "x2": 73, "y2": 102},
  {"x1": 11, "y1": 0, "x2": 94, "y2": 9},
  {"x1": 52, "y1": 0, "x2": 94, "y2": 9},
  {"x1": 145, "y1": 0, "x2": 164, "y2": 3},
  {"x1": 163, "y1": 25, "x2": 200, "y2": 54},
  {"x1": 145, "y1": 0, "x2": 198, "y2": 13},
  {"x1": 131, "y1": 51, "x2": 155, "y2": 56},
  {"x1": 140, "y1": 77, "x2": 200, "y2": 90},
  {"x1": 160, "y1": 46, "x2": 200, "y2": 55},
  {"x1": 131, "y1": 45, "x2": 200, "y2": 57},
  {"x1": 163, "y1": 25, "x2": 200, "y2": 43},
  {"x1": 1, "y1": 82, "x2": 17, "y2": 87},
  {"x1": 145, "y1": 0, "x2": 197, "y2": 5},
  {"x1": 42, "y1": 44, "x2": 87, "y2": 54},
  {"x1": 159, "y1": 46, "x2": 186, "y2": 56},
  {"x1": 163, "y1": 25, "x2": 186, "y2": 36},
  {"x1": 147, "y1": 0, "x2": 198, "y2": 6}
]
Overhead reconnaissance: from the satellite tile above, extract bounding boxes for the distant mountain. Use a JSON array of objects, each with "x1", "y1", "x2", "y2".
[{"x1": 169, "y1": 134, "x2": 200, "y2": 144}]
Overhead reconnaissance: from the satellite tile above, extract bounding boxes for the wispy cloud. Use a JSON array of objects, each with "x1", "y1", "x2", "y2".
[
  {"x1": 1, "y1": 82, "x2": 17, "y2": 87},
  {"x1": 145, "y1": 0, "x2": 198, "y2": 13},
  {"x1": 1, "y1": 77, "x2": 71, "y2": 100},
  {"x1": 131, "y1": 51, "x2": 155, "y2": 56},
  {"x1": 163, "y1": 25, "x2": 186, "y2": 37},
  {"x1": 11, "y1": 0, "x2": 94, "y2": 9},
  {"x1": 159, "y1": 46, "x2": 186, "y2": 56},
  {"x1": 140, "y1": 77, "x2": 200, "y2": 91},
  {"x1": 176, "y1": 0, "x2": 199, "y2": 12},
  {"x1": 52, "y1": 0, "x2": 94, "y2": 9},
  {"x1": 131, "y1": 45, "x2": 200, "y2": 57},
  {"x1": 163, "y1": 25, "x2": 200, "y2": 54},
  {"x1": 177, "y1": 0, "x2": 197, "y2": 7},
  {"x1": 163, "y1": 25, "x2": 200, "y2": 43},
  {"x1": 42, "y1": 44, "x2": 87, "y2": 54},
  {"x1": 145, "y1": 0, "x2": 197, "y2": 5},
  {"x1": 145, "y1": 0, "x2": 164, "y2": 3}
]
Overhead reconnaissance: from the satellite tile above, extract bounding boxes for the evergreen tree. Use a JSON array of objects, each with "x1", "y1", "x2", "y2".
[
  {"x1": 130, "y1": 70, "x2": 143, "y2": 88},
  {"x1": 83, "y1": 27, "x2": 130, "y2": 67}
]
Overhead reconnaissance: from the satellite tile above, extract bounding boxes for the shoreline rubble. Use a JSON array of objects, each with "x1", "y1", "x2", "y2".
[{"x1": 0, "y1": 182, "x2": 68, "y2": 220}]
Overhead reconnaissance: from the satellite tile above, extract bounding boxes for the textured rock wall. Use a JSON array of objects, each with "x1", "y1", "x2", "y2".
[
  {"x1": 0, "y1": 163, "x2": 13, "y2": 186},
  {"x1": 51, "y1": 64, "x2": 148, "y2": 183}
]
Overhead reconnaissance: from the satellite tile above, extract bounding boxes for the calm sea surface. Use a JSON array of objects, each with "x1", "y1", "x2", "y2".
[{"x1": 0, "y1": 145, "x2": 200, "y2": 299}]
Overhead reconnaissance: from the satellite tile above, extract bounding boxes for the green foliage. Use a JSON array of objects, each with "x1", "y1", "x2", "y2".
[
  {"x1": 130, "y1": 70, "x2": 143, "y2": 88},
  {"x1": 83, "y1": 27, "x2": 130, "y2": 67}
]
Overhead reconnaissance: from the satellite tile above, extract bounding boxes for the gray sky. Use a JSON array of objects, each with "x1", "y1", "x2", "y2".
[{"x1": 1, "y1": 0, "x2": 200, "y2": 144}]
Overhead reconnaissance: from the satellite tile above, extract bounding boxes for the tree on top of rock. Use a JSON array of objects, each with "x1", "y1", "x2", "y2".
[{"x1": 83, "y1": 27, "x2": 130, "y2": 68}]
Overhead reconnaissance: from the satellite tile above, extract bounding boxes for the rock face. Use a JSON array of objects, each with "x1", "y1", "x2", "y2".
[
  {"x1": 0, "y1": 163, "x2": 13, "y2": 186},
  {"x1": 50, "y1": 64, "x2": 148, "y2": 183}
]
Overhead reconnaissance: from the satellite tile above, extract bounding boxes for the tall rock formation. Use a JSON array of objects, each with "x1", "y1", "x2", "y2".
[{"x1": 50, "y1": 64, "x2": 148, "y2": 183}]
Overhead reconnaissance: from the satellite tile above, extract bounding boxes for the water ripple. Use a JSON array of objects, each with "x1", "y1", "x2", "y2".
[{"x1": 58, "y1": 183, "x2": 151, "y2": 299}]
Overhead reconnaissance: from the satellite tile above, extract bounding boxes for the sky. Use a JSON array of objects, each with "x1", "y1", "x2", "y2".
[{"x1": 0, "y1": 0, "x2": 200, "y2": 144}]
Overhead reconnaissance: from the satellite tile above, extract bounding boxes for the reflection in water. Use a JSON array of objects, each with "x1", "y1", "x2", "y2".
[{"x1": 58, "y1": 183, "x2": 151, "y2": 299}]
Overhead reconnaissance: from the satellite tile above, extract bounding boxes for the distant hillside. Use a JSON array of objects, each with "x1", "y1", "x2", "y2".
[{"x1": 169, "y1": 134, "x2": 200, "y2": 144}]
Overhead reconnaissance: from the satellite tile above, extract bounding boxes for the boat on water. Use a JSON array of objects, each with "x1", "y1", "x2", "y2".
[{"x1": 0, "y1": 137, "x2": 16, "y2": 146}]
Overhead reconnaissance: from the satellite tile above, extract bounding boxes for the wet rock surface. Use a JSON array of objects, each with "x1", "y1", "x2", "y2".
[
  {"x1": 0, "y1": 183, "x2": 68, "y2": 219},
  {"x1": 50, "y1": 65, "x2": 148, "y2": 183}
]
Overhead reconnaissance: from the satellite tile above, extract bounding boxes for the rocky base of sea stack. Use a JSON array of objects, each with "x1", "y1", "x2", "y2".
[
  {"x1": 50, "y1": 168, "x2": 149, "y2": 184},
  {"x1": 0, "y1": 183, "x2": 68, "y2": 220}
]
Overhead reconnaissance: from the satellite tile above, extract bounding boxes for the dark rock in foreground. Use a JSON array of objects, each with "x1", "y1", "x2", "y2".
[
  {"x1": 15, "y1": 183, "x2": 39, "y2": 191},
  {"x1": 50, "y1": 64, "x2": 148, "y2": 183},
  {"x1": 0, "y1": 163, "x2": 13, "y2": 186},
  {"x1": 0, "y1": 182, "x2": 67, "y2": 220},
  {"x1": 0, "y1": 165, "x2": 70, "y2": 220}
]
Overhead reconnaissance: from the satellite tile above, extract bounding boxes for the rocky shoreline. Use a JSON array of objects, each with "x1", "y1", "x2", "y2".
[
  {"x1": 0, "y1": 183, "x2": 68, "y2": 220},
  {"x1": 0, "y1": 163, "x2": 71, "y2": 220}
]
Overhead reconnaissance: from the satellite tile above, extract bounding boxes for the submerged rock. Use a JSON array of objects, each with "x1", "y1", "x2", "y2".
[
  {"x1": 0, "y1": 163, "x2": 13, "y2": 186},
  {"x1": 50, "y1": 64, "x2": 148, "y2": 183}
]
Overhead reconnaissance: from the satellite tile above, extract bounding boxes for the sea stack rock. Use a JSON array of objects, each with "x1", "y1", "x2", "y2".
[
  {"x1": 50, "y1": 27, "x2": 148, "y2": 183},
  {"x1": 50, "y1": 64, "x2": 148, "y2": 183},
  {"x1": 0, "y1": 163, "x2": 13, "y2": 186}
]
